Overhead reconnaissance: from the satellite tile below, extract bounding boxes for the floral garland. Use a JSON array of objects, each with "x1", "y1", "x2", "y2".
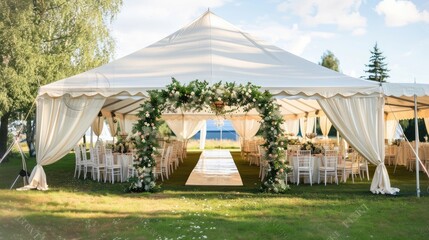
[{"x1": 129, "y1": 78, "x2": 291, "y2": 193}]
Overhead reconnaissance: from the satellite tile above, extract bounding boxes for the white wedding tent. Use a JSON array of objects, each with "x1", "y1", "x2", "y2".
[{"x1": 29, "y1": 10, "x2": 429, "y2": 194}]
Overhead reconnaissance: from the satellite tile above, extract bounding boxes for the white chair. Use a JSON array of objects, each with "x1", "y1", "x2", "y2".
[
  {"x1": 154, "y1": 147, "x2": 170, "y2": 181},
  {"x1": 174, "y1": 141, "x2": 184, "y2": 164},
  {"x1": 358, "y1": 154, "x2": 370, "y2": 180},
  {"x1": 296, "y1": 150, "x2": 313, "y2": 186},
  {"x1": 91, "y1": 145, "x2": 105, "y2": 182},
  {"x1": 258, "y1": 146, "x2": 268, "y2": 181},
  {"x1": 170, "y1": 142, "x2": 180, "y2": 171},
  {"x1": 385, "y1": 145, "x2": 396, "y2": 166},
  {"x1": 154, "y1": 150, "x2": 163, "y2": 181},
  {"x1": 337, "y1": 155, "x2": 354, "y2": 182},
  {"x1": 423, "y1": 146, "x2": 429, "y2": 173},
  {"x1": 105, "y1": 149, "x2": 122, "y2": 183},
  {"x1": 80, "y1": 145, "x2": 93, "y2": 180},
  {"x1": 342, "y1": 152, "x2": 360, "y2": 183},
  {"x1": 405, "y1": 144, "x2": 417, "y2": 172},
  {"x1": 318, "y1": 151, "x2": 338, "y2": 185},
  {"x1": 248, "y1": 140, "x2": 261, "y2": 166},
  {"x1": 127, "y1": 151, "x2": 137, "y2": 178},
  {"x1": 73, "y1": 145, "x2": 84, "y2": 178}
]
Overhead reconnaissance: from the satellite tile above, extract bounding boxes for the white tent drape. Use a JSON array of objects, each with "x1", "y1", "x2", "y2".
[
  {"x1": 299, "y1": 117, "x2": 315, "y2": 138},
  {"x1": 318, "y1": 96, "x2": 399, "y2": 195},
  {"x1": 124, "y1": 115, "x2": 139, "y2": 135},
  {"x1": 231, "y1": 118, "x2": 260, "y2": 140},
  {"x1": 199, "y1": 120, "x2": 207, "y2": 150},
  {"x1": 117, "y1": 114, "x2": 139, "y2": 136},
  {"x1": 385, "y1": 120, "x2": 399, "y2": 143},
  {"x1": 282, "y1": 119, "x2": 299, "y2": 136},
  {"x1": 91, "y1": 115, "x2": 104, "y2": 138},
  {"x1": 166, "y1": 119, "x2": 205, "y2": 140},
  {"x1": 101, "y1": 111, "x2": 119, "y2": 137},
  {"x1": 27, "y1": 95, "x2": 105, "y2": 190},
  {"x1": 319, "y1": 115, "x2": 332, "y2": 138}
]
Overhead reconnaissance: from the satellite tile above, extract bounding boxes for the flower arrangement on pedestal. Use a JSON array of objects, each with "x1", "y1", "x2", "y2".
[
  {"x1": 114, "y1": 135, "x2": 135, "y2": 153},
  {"x1": 306, "y1": 133, "x2": 316, "y2": 139},
  {"x1": 129, "y1": 78, "x2": 291, "y2": 193},
  {"x1": 301, "y1": 141, "x2": 322, "y2": 154}
]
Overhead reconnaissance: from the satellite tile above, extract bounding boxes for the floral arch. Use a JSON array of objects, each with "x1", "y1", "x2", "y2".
[{"x1": 129, "y1": 79, "x2": 290, "y2": 193}]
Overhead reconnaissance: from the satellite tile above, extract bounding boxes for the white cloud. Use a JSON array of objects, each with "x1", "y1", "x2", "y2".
[
  {"x1": 375, "y1": 0, "x2": 429, "y2": 27},
  {"x1": 111, "y1": 0, "x2": 229, "y2": 58},
  {"x1": 403, "y1": 50, "x2": 412, "y2": 57},
  {"x1": 277, "y1": 0, "x2": 366, "y2": 31},
  {"x1": 352, "y1": 27, "x2": 366, "y2": 35}
]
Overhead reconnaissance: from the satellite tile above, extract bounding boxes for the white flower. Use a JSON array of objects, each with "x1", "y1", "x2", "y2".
[
  {"x1": 248, "y1": 89, "x2": 252, "y2": 93},
  {"x1": 145, "y1": 113, "x2": 149, "y2": 117},
  {"x1": 217, "y1": 97, "x2": 221, "y2": 101},
  {"x1": 253, "y1": 98, "x2": 256, "y2": 102}
]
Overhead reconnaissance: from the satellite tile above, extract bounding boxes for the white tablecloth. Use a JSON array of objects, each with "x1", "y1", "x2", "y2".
[{"x1": 114, "y1": 153, "x2": 132, "y2": 182}]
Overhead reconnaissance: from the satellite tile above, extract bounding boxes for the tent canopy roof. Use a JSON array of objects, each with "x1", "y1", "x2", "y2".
[
  {"x1": 39, "y1": 10, "x2": 380, "y2": 99},
  {"x1": 38, "y1": 10, "x2": 429, "y2": 120}
]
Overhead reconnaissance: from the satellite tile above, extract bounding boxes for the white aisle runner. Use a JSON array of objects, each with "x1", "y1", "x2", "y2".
[{"x1": 185, "y1": 150, "x2": 243, "y2": 186}]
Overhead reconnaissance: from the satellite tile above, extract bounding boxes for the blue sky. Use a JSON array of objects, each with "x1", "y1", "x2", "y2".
[{"x1": 110, "y1": 0, "x2": 429, "y2": 83}]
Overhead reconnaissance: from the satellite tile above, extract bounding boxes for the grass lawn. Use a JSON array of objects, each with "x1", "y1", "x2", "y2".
[{"x1": 0, "y1": 151, "x2": 429, "y2": 240}]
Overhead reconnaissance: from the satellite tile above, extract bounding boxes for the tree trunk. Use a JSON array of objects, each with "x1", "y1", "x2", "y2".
[
  {"x1": 0, "y1": 112, "x2": 11, "y2": 160},
  {"x1": 26, "y1": 117, "x2": 36, "y2": 157}
]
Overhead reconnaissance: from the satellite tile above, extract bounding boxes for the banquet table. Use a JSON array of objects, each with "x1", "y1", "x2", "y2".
[
  {"x1": 289, "y1": 154, "x2": 321, "y2": 184},
  {"x1": 113, "y1": 153, "x2": 133, "y2": 182},
  {"x1": 395, "y1": 143, "x2": 428, "y2": 167}
]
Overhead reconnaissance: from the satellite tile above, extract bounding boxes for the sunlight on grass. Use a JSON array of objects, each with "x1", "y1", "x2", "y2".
[{"x1": 1, "y1": 150, "x2": 429, "y2": 239}]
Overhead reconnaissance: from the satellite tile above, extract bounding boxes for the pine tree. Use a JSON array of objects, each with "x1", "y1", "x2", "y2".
[{"x1": 364, "y1": 43, "x2": 389, "y2": 82}]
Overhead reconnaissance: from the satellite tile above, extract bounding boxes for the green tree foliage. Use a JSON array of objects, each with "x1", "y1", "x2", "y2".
[
  {"x1": 0, "y1": 0, "x2": 122, "y2": 157},
  {"x1": 319, "y1": 50, "x2": 339, "y2": 72},
  {"x1": 318, "y1": 50, "x2": 340, "y2": 137},
  {"x1": 364, "y1": 43, "x2": 389, "y2": 82}
]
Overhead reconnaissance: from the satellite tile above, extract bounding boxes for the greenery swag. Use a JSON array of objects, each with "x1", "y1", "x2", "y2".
[{"x1": 128, "y1": 78, "x2": 290, "y2": 193}]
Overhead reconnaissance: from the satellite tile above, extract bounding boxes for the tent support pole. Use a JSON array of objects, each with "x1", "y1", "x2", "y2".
[{"x1": 414, "y1": 91, "x2": 421, "y2": 198}]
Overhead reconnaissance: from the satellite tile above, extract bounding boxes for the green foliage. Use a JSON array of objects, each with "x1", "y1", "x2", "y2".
[
  {"x1": 364, "y1": 43, "x2": 390, "y2": 82},
  {"x1": 131, "y1": 79, "x2": 290, "y2": 193},
  {"x1": 400, "y1": 119, "x2": 427, "y2": 142},
  {"x1": 319, "y1": 50, "x2": 340, "y2": 72},
  {"x1": 0, "y1": 0, "x2": 122, "y2": 155}
]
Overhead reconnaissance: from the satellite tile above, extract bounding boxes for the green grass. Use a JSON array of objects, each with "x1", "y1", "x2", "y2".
[{"x1": 0, "y1": 151, "x2": 429, "y2": 239}]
